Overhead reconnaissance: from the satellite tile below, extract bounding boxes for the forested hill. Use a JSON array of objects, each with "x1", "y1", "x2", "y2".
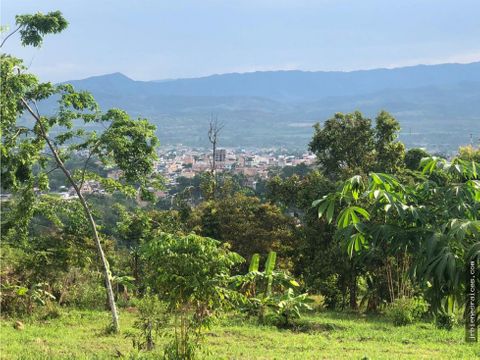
[{"x1": 58, "y1": 62, "x2": 480, "y2": 152}]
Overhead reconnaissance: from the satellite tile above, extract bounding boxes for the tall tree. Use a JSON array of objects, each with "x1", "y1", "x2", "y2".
[
  {"x1": 374, "y1": 111, "x2": 405, "y2": 173},
  {"x1": 189, "y1": 193, "x2": 298, "y2": 268},
  {"x1": 309, "y1": 110, "x2": 404, "y2": 179},
  {"x1": 309, "y1": 111, "x2": 375, "y2": 178},
  {"x1": 1, "y1": 12, "x2": 160, "y2": 332}
]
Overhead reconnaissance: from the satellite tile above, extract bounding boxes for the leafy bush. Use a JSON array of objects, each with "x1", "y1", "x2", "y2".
[
  {"x1": 273, "y1": 288, "x2": 313, "y2": 328},
  {"x1": 0, "y1": 282, "x2": 55, "y2": 316},
  {"x1": 316, "y1": 274, "x2": 344, "y2": 310},
  {"x1": 234, "y1": 252, "x2": 311, "y2": 328},
  {"x1": 386, "y1": 297, "x2": 429, "y2": 326},
  {"x1": 142, "y1": 233, "x2": 244, "y2": 359},
  {"x1": 435, "y1": 312, "x2": 457, "y2": 330},
  {"x1": 58, "y1": 270, "x2": 106, "y2": 310},
  {"x1": 125, "y1": 292, "x2": 164, "y2": 351}
]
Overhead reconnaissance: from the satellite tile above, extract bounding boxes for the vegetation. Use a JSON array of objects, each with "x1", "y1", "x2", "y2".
[
  {"x1": 1, "y1": 309, "x2": 478, "y2": 359},
  {"x1": 1, "y1": 9, "x2": 479, "y2": 360},
  {"x1": 1, "y1": 11, "x2": 160, "y2": 332},
  {"x1": 142, "y1": 233, "x2": 243, "y2": 358}
]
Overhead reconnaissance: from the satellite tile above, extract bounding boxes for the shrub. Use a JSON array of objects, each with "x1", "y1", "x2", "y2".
[
  {"x1": 316, "y1": 274, "x2": 344, "y2": 310},
  {"x1": 272, "y1": 288, "x2": 313, "y2": 328},
  {"x1": 435, "y1": 312, "x2": 457, "y2": 330},
  {"x1": 125, "y1": 292, "x2": 164, "y2": 351},
  {"x1": 59, "y1": 270, "x2": 106, "y2": 310},
  {"x1": 0, "y1": 282, "x2": 55, "y2": 316},
  {"x1": 386, "y1": 297, "x2": 429, "y2": 326},
  {"x1": 142, "y1": 233, "x2": 244, "y2": 359}
]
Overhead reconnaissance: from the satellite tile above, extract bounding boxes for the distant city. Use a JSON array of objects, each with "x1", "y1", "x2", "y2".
[{"x1": 32, "y1": 146, "x2": 315, "y2": 201}]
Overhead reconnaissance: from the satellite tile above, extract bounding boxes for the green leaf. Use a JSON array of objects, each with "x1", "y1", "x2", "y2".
[
  {"x1": 16, "y1": 287, "x2": 28, "y2": 296},
  {"x1": 249, "y1": 254, "x2": 260, "y2": 272},
  {"x1": 326, "y1": 201, "x2": 335, "y2": 224}
]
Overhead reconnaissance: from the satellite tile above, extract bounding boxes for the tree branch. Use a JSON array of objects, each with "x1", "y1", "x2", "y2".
[
  {"x1": 0, "y1": 25, "x2": 21, "y2": 48},
  {"x1": 45, "y1": 165, "x2": 60, "y2": 175}
]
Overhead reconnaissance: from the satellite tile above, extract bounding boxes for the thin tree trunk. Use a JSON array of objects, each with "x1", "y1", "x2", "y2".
[
  {"x1": 21, "y1": 99, "x2": 120, "y2": 332},
  {"x1": 211, "y1": 136, "x2": 217, "y2": 198},
  {"x1": 349, "y1": 261, "x2": 358, "y2": 310},
  {"x1": 212, "y1": 140, "x2": 216, "y2": 176}
]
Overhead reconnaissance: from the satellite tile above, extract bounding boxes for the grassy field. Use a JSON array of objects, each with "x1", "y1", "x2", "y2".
[{"x1": 0, "y1": 309, "x2": 478, "y2": 359}]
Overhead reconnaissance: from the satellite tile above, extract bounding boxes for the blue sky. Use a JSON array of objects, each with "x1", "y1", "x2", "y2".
[{"x1": 2, "y1": 0, "x2": 479, "y2": 82}]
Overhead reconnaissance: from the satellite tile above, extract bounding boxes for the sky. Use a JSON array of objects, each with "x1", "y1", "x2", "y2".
[{"x1": 1, "y1": 0, "x2": 480, "y2": 83}]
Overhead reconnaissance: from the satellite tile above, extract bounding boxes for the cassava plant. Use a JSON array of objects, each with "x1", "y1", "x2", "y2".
[{"x1": 313, "y1": 156, "x2": 480, "y2": 316}]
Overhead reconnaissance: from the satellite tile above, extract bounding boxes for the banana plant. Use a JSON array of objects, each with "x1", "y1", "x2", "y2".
[
  {"x1": 274, "y1": 288, "x2": 313, "y2": 328},
  {"x1": 249, "y1": 253, "x2": 260, "y2": 272},
  {"x1": 232, "y1": 251, "x2": 302, "y2": 322},
  {"x1": 264, "y1": 251, "x2": 277, "y2": 298}
]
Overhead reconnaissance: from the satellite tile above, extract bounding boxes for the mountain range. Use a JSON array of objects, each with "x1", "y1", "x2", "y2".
[{"x1": 47, "y1": 62, "x2": 480, "y2": 153}]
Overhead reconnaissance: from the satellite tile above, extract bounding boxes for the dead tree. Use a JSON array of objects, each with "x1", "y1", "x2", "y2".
[{"x1": 207, "y1": 116, "x2": 224, "y2": 197}]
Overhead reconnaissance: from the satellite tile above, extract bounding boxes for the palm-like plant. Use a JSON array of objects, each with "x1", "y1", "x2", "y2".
[
  {"x1": 313, "y1": 157, "x2": 479, "y2": 314},
  {"x1": 274, "y1": 288, "x2": 313, "y2": 327}
]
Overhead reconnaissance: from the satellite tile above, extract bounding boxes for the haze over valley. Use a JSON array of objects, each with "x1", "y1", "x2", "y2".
[{"x1": 55, "y1": 61, "x2": 480, "y2": 153}]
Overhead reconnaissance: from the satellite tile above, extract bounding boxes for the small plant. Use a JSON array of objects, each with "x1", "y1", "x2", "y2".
[
  {"x1": 125, "y1": 292, "x2": 164, "y2": 351},
  {"x1": 435, "y1": 312, "x2": 457, "y2": 330},
  {"x1": 142, "y1": 233, "x2": 244, "y2": 359},
  {"x1": 234, "y1": 252, "x2": 311, "y2": 328},
  {"x1": 316, "y1": 274, "x2": 343, "y2": 310},
  {"x1": 386, "y1": 297, "x2": 429, "y2": 326},
  {"x1": 0, "y1": 282, "x2": 56, "y2": 316},
  {"x1": 273, "y1": 288, "x2": 313, "y2": 328}
]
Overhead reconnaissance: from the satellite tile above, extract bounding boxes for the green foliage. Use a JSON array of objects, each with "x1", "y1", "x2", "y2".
[
  {"x1": 15, "y1": 11, "x2": 68, "y2": 47},
  {"x1": 435, "y1": 312, "x2": 457, "y2": 331},
  {"x1": 264, "y1": 251, "x2": 277, "y2": 297},
  {"x1": 273, "y1": 288, "x2": 313, "y2": 328},
  {"x1": 2, "y1": 10, "x2": 162, "y2": 332},
  {"x1": 142, "y1": 233, "x2": 243, "y2": 310},
  {"x1": 316, "y1": 274, "x2": 344, "y2": 310},
  {"x1": 248, "y1": 254, "x2": 260, "y2": 272},
  {"x1": 374, "y1": 111, "x2": 406, "y2": 173},
  {"x1": 309, "y1": 111, "x2": 404, "y2": 179},
  {"x1": 126, "y1": 292, "x2": 164, "y2": 351},
  {"x1": 404, "y1": 148, "x2": 430, "y2": 170},
  {"x1": 142, "y1": 233, "x2": 244, "y2": 359},
  {"x1": 189, "y1": 193, "x2": 298, "y2": 268},
  {"x1": 58, "y1": 269, "x2": 106, "y2": 310},
  {"x1": 309, "y1": 111, "x2": 375, "y2": 177},
  {"x1": 314, "y1": 156, "x2": 480, "y2": 313},
  {"x1": 233, "y1": 252, "x2": 308, "y2": 326},
  {"x1": 385, "y1": 297, "x2": 429, "y2": 326},
  {"x1": 457, "y1": 145, "x2": 480, "y2": 162},
  {"x1": 0, "y1": 282, "x2": 55, "y2": 316}
]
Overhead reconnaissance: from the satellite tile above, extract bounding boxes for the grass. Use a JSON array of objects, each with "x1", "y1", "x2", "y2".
[{"x1": 0, "y1": 308, "x2": 478, "y2": 359}]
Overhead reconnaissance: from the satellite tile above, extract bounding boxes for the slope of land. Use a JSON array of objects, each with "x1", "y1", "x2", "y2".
[{"x1": 40, "y1": 62, "x2": 480, "y2": 152}]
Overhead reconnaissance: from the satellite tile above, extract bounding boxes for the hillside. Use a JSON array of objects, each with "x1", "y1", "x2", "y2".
[{"x1": 50, "y1": 62, "x2": 480, "y2": 152}]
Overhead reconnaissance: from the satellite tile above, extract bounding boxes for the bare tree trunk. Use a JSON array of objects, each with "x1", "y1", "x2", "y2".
[
  {"x1": 212, "y1": 139, "x2": 216, "y2": 176},
  {"x1": 208, "y1": 116, "x2": 224, "y2": 199},
  {"x1": 21, "y1": 99, "x2": 120, "y2": 332}
]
